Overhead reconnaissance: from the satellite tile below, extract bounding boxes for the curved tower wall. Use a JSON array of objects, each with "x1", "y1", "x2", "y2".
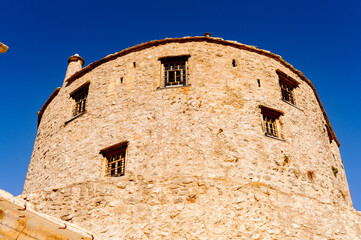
[{"x1": 22, "y1": 38, "x2": 359, "y2": 239}]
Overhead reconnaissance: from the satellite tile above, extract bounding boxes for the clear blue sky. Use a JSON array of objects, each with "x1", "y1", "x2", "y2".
[{"x1": 1, "y1": 0, "x2": 360, "y2": 210}]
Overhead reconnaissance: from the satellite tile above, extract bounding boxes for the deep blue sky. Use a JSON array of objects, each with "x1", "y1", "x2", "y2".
[{"x1": 1, "y1": 0, "x2": 360, "y2": 210}]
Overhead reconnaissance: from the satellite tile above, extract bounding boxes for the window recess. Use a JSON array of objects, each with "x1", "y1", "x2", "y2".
[
  {"x1": 100, "y1": 141, "x2": 128, "y2": 177},
  {"x1": 276, "y1": 70, "x2": 299, "y2": 105},
  {"x1": 259, "y1": 105, "x2": 284, "y2": 138},
  {"x1": 70, "y1": 82, "x2": 89, "y2": 117},
  {"x1": 159, "y1": 55, "x2": 190, "y2": 87}
]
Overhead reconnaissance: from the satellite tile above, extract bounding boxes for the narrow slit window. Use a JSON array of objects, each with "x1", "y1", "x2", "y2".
[{"x1": 232, "y1": 59, "x2": 237, "y2": 67}]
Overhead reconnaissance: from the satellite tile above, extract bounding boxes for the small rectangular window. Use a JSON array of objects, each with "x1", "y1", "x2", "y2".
[
  {"x1": 159, "y1": 55, "x2": 190, "y2": 87},
  {"x1": 260, "y1": 106, "x2": 284, "y2": 138},
  {"x1": 100, "y1": 141, "x2": 128, "y2": 177},
  {"x1": 280, "y1": 81, "x2": 296, "y2": 104},
  {"x1": 276, "y1": 70, "x2": 299, "y2": 105},
  {"x1": 263, "y1": 114, "x2": 278, "y2": 137},
  {"x1": 70, "y1": 83, "x2": 89, "y2": 116},
  {"x1": 106, "y1": 150, "x2": 126, "y2": 177}
]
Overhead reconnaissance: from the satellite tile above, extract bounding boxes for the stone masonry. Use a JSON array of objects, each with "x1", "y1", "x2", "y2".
[{"x1": 22, "y1": 35, "x2": 361, "y2": 239}]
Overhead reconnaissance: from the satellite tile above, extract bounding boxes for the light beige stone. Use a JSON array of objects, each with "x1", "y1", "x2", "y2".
[{"x1": 22, "y1": 36, "x2": 361, "y2": 239}]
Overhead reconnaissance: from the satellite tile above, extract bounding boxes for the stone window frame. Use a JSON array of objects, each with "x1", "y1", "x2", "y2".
[
  {"x1": 276, "y1": 70, "x2": 300, "y2": 106},
  {"x1": 158, "y1": 55, "x2": 190, "y2": 89},
  {"x1": 65, "y1": 82, "x2": 90, "y2": 125},
  {"x1": 100, "y1": 141, "x2": 128, "y2": 177},
  {"x1": 70, "y1": 82, "x2": 89, "y2": 116},
  {"x1": 259, "y1": 105, "x2": 284, "y2": 140}
]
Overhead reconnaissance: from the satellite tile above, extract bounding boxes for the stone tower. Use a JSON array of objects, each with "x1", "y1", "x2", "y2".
[{"x1": 23, "y1": 35, "x2": 361, "y2": 239}]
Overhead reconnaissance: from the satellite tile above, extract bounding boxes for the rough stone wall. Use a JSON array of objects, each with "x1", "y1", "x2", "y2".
[
  {"x1": 24, "y1": 41, "x2": 351, "y2": 206},
  {"x1": 22, "y1": 178, "x2": 361, "y2": 239},
  {"x1": 22, "y1": 39, "x2": 360, "y2": 239}
]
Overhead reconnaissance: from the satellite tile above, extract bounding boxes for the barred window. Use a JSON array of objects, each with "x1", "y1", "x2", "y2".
[
  {"x1": 260, "y1": 106, "x2": 284, "y2": 138},
  {"x1": 276, "y1": 70, "x2": 299, "y2": 105},
  {"x1": 100, "y1": 141, "x2": 128, "y2": 177},
  {"x1": 70, "y1": 83, "x2": 89, "y2": 116},
  {"x1": 105, "y1": 150, "x2": 126, "y2": 177},
  {"x1": 263, "y1": 115, "x2": 278, "y2": 137},
  {"x1": 159, "y1": 55, "x2": 190, "y2": 87},
  {"x1": 280, "y1": 81, "x2": 296, "y2": 104}
]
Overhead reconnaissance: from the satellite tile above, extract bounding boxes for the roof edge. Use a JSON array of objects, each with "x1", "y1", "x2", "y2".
[
  {"x1": 0, "y1": 189, "x2": 95, "y2": 239},
  {"x1": 37, "y1": 87, "x2": 61, "y2": 127}
]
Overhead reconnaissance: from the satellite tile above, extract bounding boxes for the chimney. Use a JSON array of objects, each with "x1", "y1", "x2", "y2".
[
  {"x1": 65, "y1": 54, "x2": 84, "y2": 81},
  {"x1": 0, "y1": 42, "x2": 9, "y2": 53}
]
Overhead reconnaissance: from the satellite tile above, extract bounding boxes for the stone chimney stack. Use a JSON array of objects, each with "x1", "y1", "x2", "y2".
[
  {"x1": 65, "y1": 54, "x2": 84, "y2": 80},
  {"x1": 0, "y1": 42, "x2": 9, "y2": 53}
]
